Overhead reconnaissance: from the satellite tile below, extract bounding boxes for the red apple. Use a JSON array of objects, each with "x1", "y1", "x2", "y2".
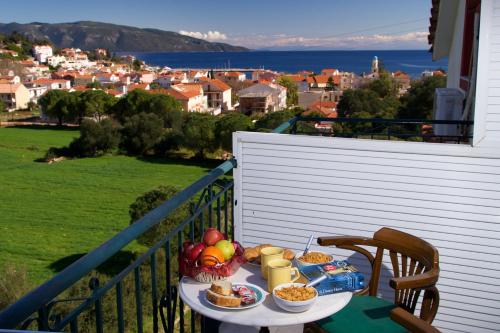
[
  {"x1": 203, "y1": 228, "x2": 225, "y2": 246},
  {"x1": 183, "y1": 241, "x2": 194, "y2": 255},
  {"x1": 187, "y1": 242, "x2": 206, "y2": 262}
]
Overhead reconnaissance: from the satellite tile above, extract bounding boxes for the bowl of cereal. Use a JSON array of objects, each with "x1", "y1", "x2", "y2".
[
  {"x1": 294, "y1": 251, "x2": 333, "y2": 269},
  {"x1": 272, "y1": 283, "x2": 318, "y2": 312}
]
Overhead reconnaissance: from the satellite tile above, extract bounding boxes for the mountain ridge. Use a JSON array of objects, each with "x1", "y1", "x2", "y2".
[{"x1": 0, "y1": 21, "x2": 249, "y2": 52}]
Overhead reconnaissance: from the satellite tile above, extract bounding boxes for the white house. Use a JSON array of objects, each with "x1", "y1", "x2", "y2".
[
  {"x1": 32, "y1": 45, "x2": 53, "y2": 63},
  {"x1": 0, "y1": 83, "x2": 30, "y2": 111},
  {"x1": 164, "y1": 83, "x2": 208, "y2": 112},
  {"x1": 47, "y1": 55, "x2": 67, "y2": 67},
  {"x1": 30, "y1": 79, "x2": 71, "y2": 91},
  {"x1": 201, "y1": 78, "x2": 232, "y2": 113}
]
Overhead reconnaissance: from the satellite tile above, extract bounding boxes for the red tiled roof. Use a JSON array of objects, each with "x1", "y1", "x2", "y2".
[
  {"x1": 204, "y1": 79, "x2": 231, "y2": 91},
  {"x1": 313, "y1": 75, "x2": 330, "y2": 84},
  {"x1": 33, "y1": 78, "x2": 69, "y2": 85},
  {"x1": 0, "y1": 83, "x2": 23, "y2": 93},
  {"x1": 128, "y1": 83, "x2": 150, "y2": 91}
]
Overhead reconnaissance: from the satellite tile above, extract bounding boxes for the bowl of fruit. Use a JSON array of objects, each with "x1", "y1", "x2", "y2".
[{"x1": 179, "y1": 228, "x2": 246, "y2": 283}]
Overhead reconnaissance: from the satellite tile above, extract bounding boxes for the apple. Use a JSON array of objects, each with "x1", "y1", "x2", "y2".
[
  {"x1": 215, "y1": 240, "x2": 236, "y2": 260},
  {"x1": 183, "y1": 241, "x2": 194, "y2": 254},
  {"x1": 187, "y1": 242, "x2": 206, "y2": 262},
  {"x1": 203, "y1": 228, "x2": 225, "y2": 246}
]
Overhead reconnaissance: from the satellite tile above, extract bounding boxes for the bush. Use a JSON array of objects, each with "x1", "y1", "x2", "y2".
[
  {"x1": 120, "y1": 113, "x2": 164, "y2": 155},
  {"x1": 398, "y1": 76, "x2": 447, "y2": 119},
  {"x1": 154, "y1": 130, "x2": 184, "y2": 155},
  {"x1": 181, "y1": 112, "x2": 217, "y2": 158},
  {"x1": 69, "y1": 119, "x2": 121, "y2": 157},
  {"x1": 254, "y1": 109, "x2": 297, "y2": 132},
  {"x1": 215, "y1": 113, "x2": 253, "y2": 152},
  {"x1": 129, "y1": 185, "x2": 191, "y2": 247},
  {"x1": 111, "y1": 90, "x2": 183, "y2": 128}
]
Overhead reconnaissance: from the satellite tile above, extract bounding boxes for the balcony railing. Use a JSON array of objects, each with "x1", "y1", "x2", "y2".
[
  {"x1": 0, "y1": 116, "x2": 473, "y2": 333},
  {"x1": 0, "y1": 160, "x2": 236, "y2": 333},
  {"x1": 290, "y1": 116, "x2": 473, "y2": 144}
]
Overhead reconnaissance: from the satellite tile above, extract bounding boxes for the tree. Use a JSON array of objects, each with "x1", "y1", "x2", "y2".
[
  {"x1": 111, "y1": 90, "x2": 183, "y2": 128},
  {"x1": 398, "y1": 75, "x2": 446, "y2": 119},
  {"x1": 132, "y1": 59, "x2": 142, "y2": 71},
  {"x1": 277, "y1": 77, "x2": 298, "y2": 106},
  {"x1": 368, "y1": 72, "x2": 397, "y2": 98},
  {"x1": 120, "y1": 113, "x2": 164, "y2": 155},
  {"x1": 129, "y1": 185, "x2": 191, "y2": 247},
  {"x1": 111, "y1": 89, "x2": 151, "y2": 123},
  {"x1": 215, "y1": 113, "x2": 253, "y2": 152},
  {"x1": 326, "y1": 77, "x2": 336, "y2": 91},
  {"x1": 181, "y1": 112, "x2": 217, "y2": 158},
  {"x1": 38, "y1": 90, "x2": 79, "y2": 125},
  {"x1": 0, "y1": 100, "x2": 5, "y2": 113},
  {"x1": 69, "y1": 119, "x2": 121, "y2": 157},
  {"x1": 337, "y1": 88, "x2": 400, "y2": 135},
  {"x1": 254, "y1": 109, "x2": 297, "y2": 132},
  {"x1": 146, "y1": 93, "x2": 184, "y2": 130},
  {"x1": 86, "y1": 81, "x2": 103, "y2": 89},
  {"x1": 79, "y1": 90, "x2": 116, "y2": 121}
]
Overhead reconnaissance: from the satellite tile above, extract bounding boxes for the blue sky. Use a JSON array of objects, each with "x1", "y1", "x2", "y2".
[{"x1": 2, "y1": 0, "x2": 432, "y2": 50}]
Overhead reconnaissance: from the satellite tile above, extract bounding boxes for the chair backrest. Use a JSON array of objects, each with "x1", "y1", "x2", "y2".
[{"x1": 370, "y1": 228, "x2": 440, "y2": 322}]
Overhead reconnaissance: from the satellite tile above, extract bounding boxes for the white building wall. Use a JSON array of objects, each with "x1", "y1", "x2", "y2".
[
  {"x1": 446, "y1": 0, "x2": 466, "y2": 90},
  {"x1": 234, "y1": 132, "x2": 500, "y2": 333},
  {"x1": 474, "y1": 0, "x2": 500, "y2": 147}
]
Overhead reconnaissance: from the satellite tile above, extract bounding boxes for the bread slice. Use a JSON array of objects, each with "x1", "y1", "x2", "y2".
[
  {"x1": 206, "y1": 289, "x2": 242, "y2": 307},
  {"x1": 210, "y1": 280, "x2": 232, "y2": 296}
]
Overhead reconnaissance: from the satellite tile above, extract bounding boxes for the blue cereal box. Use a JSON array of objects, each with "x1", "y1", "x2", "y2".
[{"x1": 299, "y1": 260, "x2": 365, "y2": 296}]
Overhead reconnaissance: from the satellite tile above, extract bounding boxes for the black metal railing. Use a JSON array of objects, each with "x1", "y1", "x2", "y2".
[
  {"x1": 290, "y1": 117, "x2": 474, "y2": 144},
  {"x1": 0, "y1": 160, "x2": 236, "y2": 333}
]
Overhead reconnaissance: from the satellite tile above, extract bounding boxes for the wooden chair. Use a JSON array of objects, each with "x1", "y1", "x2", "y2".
[
  {"x1": 313, "y1": 227, "x2": 440, "y2": 333},
  {"x1": 390, "y1": 307, "x2": 441, "y2": 333}
]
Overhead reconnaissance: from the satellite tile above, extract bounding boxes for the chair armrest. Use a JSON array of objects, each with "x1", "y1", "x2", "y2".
[
  {"x1": 317, "y1": 236, "x2": 376, "y2": 247},
  {"x1": 390, "y1": 307, "x2": 441, "y2": 333},
  {"x1": 390, "y1": 268, "x2": 439, "y2": 290},
  {"x1": 317, "y1": 236, "x2": 378, "y2": 264}
]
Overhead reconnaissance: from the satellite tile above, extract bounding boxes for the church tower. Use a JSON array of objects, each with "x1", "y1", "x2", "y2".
[{"x1": 371, "y1": 56, "x2": 379, "y2": 74}]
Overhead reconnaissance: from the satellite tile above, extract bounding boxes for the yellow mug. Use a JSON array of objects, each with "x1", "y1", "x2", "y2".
[
  {"x1": 267, "y1": 259, "x2": 300, "y2": 292},
  {"x1": 260, "y1": 247, "x2": 284, "y2": 280}
]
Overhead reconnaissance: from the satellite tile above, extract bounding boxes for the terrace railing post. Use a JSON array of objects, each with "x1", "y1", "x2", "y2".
[
  {"x1": 36, "y1": 306, "x2": 49, "y2": 331},
  {"x1": 89, "y1": 277, "x2": 103, "y2": 333},
  {"x1": 150, "y1": 252, "x2": 159, "y2": 333},
  {"x1": 115, "y1": 281, "x2": 124, "y2": 333}
]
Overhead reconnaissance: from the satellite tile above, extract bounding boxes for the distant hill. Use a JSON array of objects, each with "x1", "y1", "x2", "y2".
[{"x1": 0, "y1": 21, "x2": 248, "y2": 52}]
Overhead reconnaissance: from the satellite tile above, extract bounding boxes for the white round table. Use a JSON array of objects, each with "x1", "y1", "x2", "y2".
[{"x1": 179, "y1": 263, "x2": 352, "y2": 332}]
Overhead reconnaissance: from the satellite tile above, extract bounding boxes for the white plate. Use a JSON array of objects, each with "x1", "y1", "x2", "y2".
[{"x1": 205, "y1": 283, "x2": 266, "y2": 310}]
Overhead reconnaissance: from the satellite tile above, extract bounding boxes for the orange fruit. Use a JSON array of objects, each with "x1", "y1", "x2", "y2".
[{"x1": 200, "y1": 246, "x2": 225, "y2": 266}]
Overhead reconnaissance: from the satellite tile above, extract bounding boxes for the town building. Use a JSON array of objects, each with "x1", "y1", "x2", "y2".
[
  {"x1": 0, "y1": 83, "x2": 30, "y2": 111},
  {"x1": 238, "y1": 82, "x2": 287, "y2": 114},
  {"x1": 30, "y1": 78, "x2": 71, "y2": 91},
  {"x1": 0, "y1": 75, "x2": 21, "y2": 84},
  {"x1": 200, "y1": 78, "x2": 232, "y2": 114},
  {"x1": 162, "y1": 84, "x2": 208, "y2": 112},
  {"x1": 47, "y1": 55, "x2": 66, "y2": 67},
  {"x1": 32, "y1": 45, "x2": 53, "y2": 63},
  {"x1": 217, "y1": 71, "x2": 246, "y2": 83}
]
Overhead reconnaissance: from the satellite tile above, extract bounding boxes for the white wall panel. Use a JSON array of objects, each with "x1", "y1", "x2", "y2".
[{"x1": 234, "y1": 132, "x2": 500, "y2": 332}]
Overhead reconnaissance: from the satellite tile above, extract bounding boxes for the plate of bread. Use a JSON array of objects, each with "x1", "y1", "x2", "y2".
[
  {"x1": 206, "y1": 280, "x2": 265, "y2": 310},
  {"x1": 244, "y1": 244, "x2": 296, "y2": 265}
]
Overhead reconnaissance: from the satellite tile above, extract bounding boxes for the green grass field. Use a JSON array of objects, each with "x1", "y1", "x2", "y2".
[{"x1": 0, "y1": 126, "x2": 214, "y2": 283}]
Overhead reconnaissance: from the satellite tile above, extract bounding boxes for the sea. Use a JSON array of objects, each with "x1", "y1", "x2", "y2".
[{"x1": 125, "y1": 50, "x2": 448, "y2": 78}]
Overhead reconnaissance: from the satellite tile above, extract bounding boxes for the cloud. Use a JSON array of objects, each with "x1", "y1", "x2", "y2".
[
  {"x1": 179, "y1": 30, "x2": 228, "y2": 41},
  {"x1": 226, "y1": 31, "x2": 429, "y2": 50}
]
